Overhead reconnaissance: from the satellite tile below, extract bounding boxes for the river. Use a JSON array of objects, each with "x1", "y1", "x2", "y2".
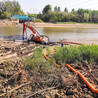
[{"x1": 0, "y1": 26, "x2": 98, "y2": 42}]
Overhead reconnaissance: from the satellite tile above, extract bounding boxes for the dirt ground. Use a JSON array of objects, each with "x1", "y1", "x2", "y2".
[{"x1": 0, "y1": 39, "x2": 98, "y2": 97}]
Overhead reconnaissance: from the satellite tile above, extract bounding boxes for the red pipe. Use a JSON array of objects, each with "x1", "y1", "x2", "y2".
[
  {"x1": 60, "y1": 41, "x2": 82, "y2": 45},
  {"x1": 44, "y1": 53, "x2": 60, "y2": 68}
]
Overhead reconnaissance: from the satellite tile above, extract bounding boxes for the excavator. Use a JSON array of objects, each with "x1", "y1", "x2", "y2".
[{"x1": 22, "y1": 22, "x2": 49, "y2": 44}]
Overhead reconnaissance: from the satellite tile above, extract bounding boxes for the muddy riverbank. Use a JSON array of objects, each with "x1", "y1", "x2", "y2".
[{"x1": 0, "y1": 39, "x2": 98, "y2": 97}]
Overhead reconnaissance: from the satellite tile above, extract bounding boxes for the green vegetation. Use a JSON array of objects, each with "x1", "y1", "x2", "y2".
[
  {"x1": 53, "y1": 45, "x2": 98, "y2": 65},
  {"x1": 0, "y1": 0, "x2": 25, "y2": 19},
  {"x1": 1, "y1": 1, "x2": 98, "y2": 24},
  {"x1": 22, "y1": 45, "x2": 98, "y2": 95},
  {"x1": 23, "y1": 47, "x2": 55, "y2": 71},
  {"x1": 23, "y1": 45, "x2": 98, "y2": 70},
  {"x1": 28, "y1": 13, "x2": 37, "y2": 18},
  {"x1": 42, "y1": 4, "x2": 52, "y2": 14},
  {"x1": 33, "y1": 19, "x2": 43, "y2": 23},
  {"x1": 23, "y1": 47, "x2": 59, "y2": 90},
  {"x1": 38, "y1": 5, "x2": 98, "y2": 23}
]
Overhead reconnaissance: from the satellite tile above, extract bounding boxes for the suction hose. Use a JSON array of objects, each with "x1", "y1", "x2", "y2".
[
  {"x1": 44, "y1": 51, "x2": 98, "y2": 93},
  {"x1": 65, "y1": 64, "x2": 98, "y2": 93}
]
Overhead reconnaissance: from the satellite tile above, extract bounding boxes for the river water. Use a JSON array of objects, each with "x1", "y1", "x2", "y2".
[{"x1": 0, "y1": 26, "x2": 98, "y2": 42}]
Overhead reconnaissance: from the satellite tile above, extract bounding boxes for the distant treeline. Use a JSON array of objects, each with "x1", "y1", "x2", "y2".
[
  {"x1": 1, "y1": 1, "x2": 98, "y2": 23},
  {"x1": 0, "y1": 0, "x2": 24, "y2": 19},
  {"x1": 37, "y1": 4, "x2": 98, "y2": 23}
]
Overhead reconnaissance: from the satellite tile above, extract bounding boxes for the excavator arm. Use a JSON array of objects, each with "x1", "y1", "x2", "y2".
[{"x1": 22, "y1": 22, "x2": 37, "y2": 39}]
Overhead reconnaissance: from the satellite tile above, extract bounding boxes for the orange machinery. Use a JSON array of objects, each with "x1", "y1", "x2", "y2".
[{"x1": 22, "y1": 22, "x2": 49, "y2": 44}]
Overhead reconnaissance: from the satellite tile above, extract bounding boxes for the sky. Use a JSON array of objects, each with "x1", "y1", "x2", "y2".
[{"x1": 1, "y1": 0, "x2": 98, "y2": 14}]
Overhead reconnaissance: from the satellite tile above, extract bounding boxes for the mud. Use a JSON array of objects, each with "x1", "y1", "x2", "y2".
[{"x1": 0, "y1": 39, "x2": 98, "y2": 98}]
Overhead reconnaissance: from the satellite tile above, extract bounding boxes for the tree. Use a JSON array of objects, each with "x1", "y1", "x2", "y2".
[
  {"x1": 18, "y1": 10, "x2": 25, "y2": 15},
  {"x1": 54, "y1": 6, "x2": 60, "y2": 13},
  {"x1": 77, "y1": 8, "x2": 84, "y2": 15},
  {"x1": 84, "y1": 13, "x2": 89, "y2": 22},
  {"x1": 58, "y1": 7, "x2": 60, "y2": 12},
  {"x1": 0, "y1": 1, "x2": 6, "y2": 11},
  {"x1": 48, "y1": 11, "x2": 57, "y2": 22},
  {"x1": 54, "y1": 6, "x2": 58, "y2": 12},
  {"x1": 71, "y1": 9, "x2": 75, "y2": 14},
  {"x1": 4, "y1": 0, "x2": 12, "y2": 13},
  {"x1": 40, "y1": 4, "x2": 98, "y2": 23},
  {"x1": 1, "y1": 11, "x2": 10, "y2": 19},
  {"x1": 28, "y1": 13, "x2": 37, "y2": 19},
  {"x1": 0, "y1": 0, "x2": 25, "y2": 19},
  {"x1": 42, "y1": 4, "x2": 52, "y2": 14},
  {"x1": 64, "y1": 8, "x2": 68, "y2": 12}
]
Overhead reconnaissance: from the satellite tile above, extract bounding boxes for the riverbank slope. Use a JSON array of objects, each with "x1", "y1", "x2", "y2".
[{"x1": 0, "y1": 39, "x2": 98, "y2": 97}]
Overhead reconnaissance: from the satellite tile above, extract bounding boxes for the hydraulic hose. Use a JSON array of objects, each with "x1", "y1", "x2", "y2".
[{"x1": 44, "y1": 51, "x2": 98, "y2": 93}]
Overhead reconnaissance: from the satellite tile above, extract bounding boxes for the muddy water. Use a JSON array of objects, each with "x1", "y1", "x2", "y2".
[
  {"x1": 0, "y1": 26, "x2": 22, "y2": 40},
  {"x1": 0, "y1": 26, "x2": 98, "y2": 42}
]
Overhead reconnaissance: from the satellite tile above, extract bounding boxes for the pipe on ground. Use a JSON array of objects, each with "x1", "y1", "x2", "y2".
[{"x1": 44, "y1": 50, "x2": 98, "y2": 93}]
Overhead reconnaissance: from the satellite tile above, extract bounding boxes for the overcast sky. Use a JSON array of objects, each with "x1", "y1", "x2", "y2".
[{"x1": 1, "y1": 0, "x2": 98, "y2": 13}]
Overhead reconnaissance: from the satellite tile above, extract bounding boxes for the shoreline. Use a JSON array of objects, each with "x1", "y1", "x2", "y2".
[
  {"x1": 0, "y1": 20, "x2": 98, "y2": 28},
  {"x1": 0, "y1": 38, "x2": 98, "y2": 45},
  {"x1": 0, "y1": 20, "x2": 98, "y2": 45},
  {"x1": 34, "y1": 23, "x2": 98, "y2": 28}
]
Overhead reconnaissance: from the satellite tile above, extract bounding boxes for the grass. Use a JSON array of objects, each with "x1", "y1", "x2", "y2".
[
  {"x1": 23, "y1": 44, "x2": 98, "y2": 69},
  {"x1": 53, "y1": 44, "x2": 98, "y2": 65},
  {"x1": 22, "y1": 47, "x2": 60, "y2": 91},
  {"x1": 22, "y1": 44, "x2": 98, "y2": 82},
  {"x1": 23, "y1": 46, "x2": 56, "y2": 71}
]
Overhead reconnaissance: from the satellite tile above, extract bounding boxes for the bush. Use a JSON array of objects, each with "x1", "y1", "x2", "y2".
[
  {"x1": 22, "y1": 47, "x2": 60, "y2": 90},
  {"x1": 23, "y1": 47, "x2": 55, "y2": 71},
  {"x1": 33, "y1": 19, "x2": 43, "y2": 23},
  {"x1": 1, "y1": 11, "x2": 11, "y2": 19},
  {"x1": 53, "y1": 45, "x2": 98, "y2": 64}
]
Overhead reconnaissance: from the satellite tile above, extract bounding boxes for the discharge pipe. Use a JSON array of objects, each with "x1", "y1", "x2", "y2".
[
  {"x1": 44, "y1": 51, "x2": 98, "y2": 93},
  {"x1": 64, "y1": 64, "x2": 98, "y2": 93}
]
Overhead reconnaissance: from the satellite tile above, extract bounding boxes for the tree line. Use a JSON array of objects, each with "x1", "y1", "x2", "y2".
[
  {"x1": 0, "y1": 1, "x2": 98, "y2": 23},
  {"x1": 38, "y1": 4, "x2": 98, "y2": 23},
  {"x1": 0, "y1": 0, "x2": 24, "y2": 19}
]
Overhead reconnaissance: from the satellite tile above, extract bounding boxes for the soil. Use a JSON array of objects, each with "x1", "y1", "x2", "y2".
[{"x1": 0, "y1": 39, "x2": 98, "y2": 98}]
